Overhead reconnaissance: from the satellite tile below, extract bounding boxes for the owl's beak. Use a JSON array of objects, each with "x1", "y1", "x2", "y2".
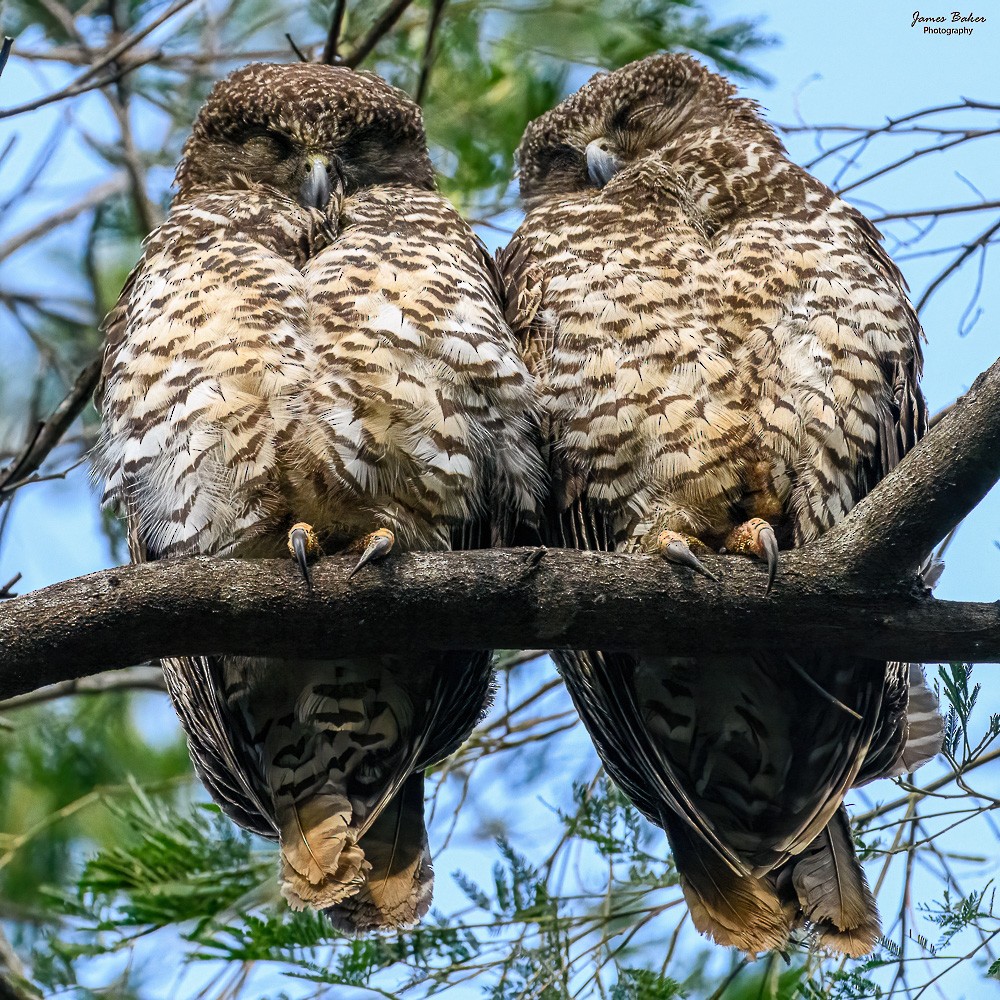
[
  {"x1": 300, "y1": 153, "x2": 340, "y2": 209},
  {"x1": 586, "y1": 139, "x2": 622, "y2": 188}
]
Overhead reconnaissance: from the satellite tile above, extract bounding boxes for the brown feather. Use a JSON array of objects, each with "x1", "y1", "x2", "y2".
[
  {"x1": 325, "y1": 773, "x2": 433, "y2": 933},
  {"x1": 789, "y1": 809, "x2": 880, "y2": 957}
]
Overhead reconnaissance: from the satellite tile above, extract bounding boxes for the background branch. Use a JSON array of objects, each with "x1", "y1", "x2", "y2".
[{"x1": 0, "y1": 357, "x2": 102, "y2": 498}]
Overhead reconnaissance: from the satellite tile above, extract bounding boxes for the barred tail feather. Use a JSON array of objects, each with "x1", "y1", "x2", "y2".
[
  {"x1": 667, "y1": 818, "x2": 795, "y2": 956},
  {"x1": 789, "y1": 808, "x2": 880, "y2": 957},
  {"x1": 278, "y1": 791, "x2": 369, "y2": 910},
  {"x1": 325, "y1": 773, "x2": 432, "y2": 933}
]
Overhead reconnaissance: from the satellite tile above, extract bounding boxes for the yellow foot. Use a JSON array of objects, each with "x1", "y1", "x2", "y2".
[
  {"x1": 654, "y1": 530, "x2": 719, "y2": 582},
  {"x1": 348, "y1": 528, "x2": 395, "y2": 578},
  {"x1": 722, "y1": 518, "x2": 779, "y2": 592},
  {"x1": 288, "y1": 522, "x2": 320, "y2": 588}
]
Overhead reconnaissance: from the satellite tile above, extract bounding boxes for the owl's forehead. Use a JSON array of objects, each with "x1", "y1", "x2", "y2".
[
  {"x1": 196, "y1": 63, "x2": 419, "y2": 142},
  {"x1": 523, "y1": 53, "x2": 726, "y2": 145}
]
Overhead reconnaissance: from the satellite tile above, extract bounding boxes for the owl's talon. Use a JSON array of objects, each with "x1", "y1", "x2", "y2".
[
  {"x1": 724, "y1": 518, "x2": 779, "y2": 593},
  {"x1": 655, "y1": 530, "x2": 719, "y2": 582},
  {"x1": 348, "y1": 528, "x2": 395, "y2": 578},
  {"x1": 288, "y1": 522, "x2": 320, "y2": 589}
]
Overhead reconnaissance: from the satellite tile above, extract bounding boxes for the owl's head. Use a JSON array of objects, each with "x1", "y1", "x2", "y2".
[
  {"x1": 175, "y1": 62, "x2": 435, "y2": 206},
  {"x1": 515, "y1": 53, "x2": 778, "y2": 207}
]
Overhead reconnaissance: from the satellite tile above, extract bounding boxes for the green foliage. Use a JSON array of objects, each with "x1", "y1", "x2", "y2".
[
  {"x1": 370, "y1": 0, "x2": 773, "y2": 214},
  {"x1": 611, "y1": 967, "x2": 684, "y2": 999},
  {"x1": 0, "y1": 695, "x2": 189, "y2": 915}
]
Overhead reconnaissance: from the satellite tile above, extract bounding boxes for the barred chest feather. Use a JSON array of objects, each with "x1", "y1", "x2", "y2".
[{"x1": 96, "y1": 185, "x2": 539, "y2": 560}]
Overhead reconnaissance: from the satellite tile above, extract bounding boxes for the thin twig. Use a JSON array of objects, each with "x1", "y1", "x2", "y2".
[
  {"x1": 345, "y1": 0, "x2": 416, "y2": 68},
  {"x1": 0, "y1": 176, "x2": 128, "y2": 261},
  {"x1": 0, "y1": 50, "x2": 163, "y2": 120},
  {"x1": 0, "y1": 38, "x2": 13, "y2": 80},
  {"x1": 853, "y1": 745, "x2": 1000, "y2": 827},
  {"x1": 0, "y1": 665, "x2": 165, "y2": 712},
  {"x1": 0, "y1": 357, "x2": 102, "y2": 497},
  {"x1": 321, "y1": 0, "x2": 348, "y2": 65},
  {"x1": 415, "y1": 0, "x2": 447, "y2": 105},
  {"x1": 916, "y1": 218, "x2": 1000, "y2": 313},
  {"x1": 0, "y1": 0, "x2": 198, "y2": 119},
  {"x1": 284, "y1": 33, "x2": 308, "y2": 63},
  {"x1": 872, "y1": 200, "x2": 1000, "y2": 224}
]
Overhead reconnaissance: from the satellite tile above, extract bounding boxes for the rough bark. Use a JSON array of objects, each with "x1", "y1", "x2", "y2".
[{"x1": 1, "y1": 354, "x2": 998, "y2": 699}]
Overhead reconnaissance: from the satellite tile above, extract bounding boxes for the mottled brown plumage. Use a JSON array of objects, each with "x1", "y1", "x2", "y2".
[
  {"x1": 95, "y1": 62, "x2": 541, "y2": 931},
  {"x1": 501, "y1": 53, "x2": 942, "y2": 955}
]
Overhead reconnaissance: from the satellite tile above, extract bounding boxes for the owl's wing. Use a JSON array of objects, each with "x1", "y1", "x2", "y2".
[
  {"x1": 162, "y1": 655, "x2": 277, "y2": 839},
  {"x1": 558, "y1": 647, "x2": 885, "y2": 866},
  {"x1": 852, "y1": 210, "x2": 927, "y2": 495}
]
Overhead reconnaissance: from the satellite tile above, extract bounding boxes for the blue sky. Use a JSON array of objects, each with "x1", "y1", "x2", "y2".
[{"x1": 0, "y1": 1, "x2": 998, "y2": 996}]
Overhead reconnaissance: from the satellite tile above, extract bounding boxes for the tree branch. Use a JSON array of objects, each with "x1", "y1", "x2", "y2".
[
  {"x1": 0, "y1": 357, "x2": 102, "y2": 497},
  {"x1": 0, "y1": 665, "x2": 165, "y2": 712},
  {"x1": 0, "y1": 176, "x2": 128, "y2": 262},
  {"x1": 345, "y1": 0, "x2": 416, "y2": 68},
  {"x1": 321, "y1": 0, "x2": 348, "y2": 65},
  {"x1": 1, "y1": 355, "x2": 997, "y2": 696},
  {"x1": 0, "y1": 544, "x2": 997, "y2": 696}
]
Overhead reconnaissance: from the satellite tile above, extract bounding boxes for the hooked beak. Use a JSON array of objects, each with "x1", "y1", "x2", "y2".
[
  {"x1": 299, "y1": 153, "x2": 340, "y2": 209},
  {"x1": 586, "y1": 139, "x2": 622, "y2": 188}
]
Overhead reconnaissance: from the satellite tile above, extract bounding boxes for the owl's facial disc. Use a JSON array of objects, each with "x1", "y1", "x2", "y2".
[{"x1": 585, "y1": 139, "x2": 622, "y2": 188}]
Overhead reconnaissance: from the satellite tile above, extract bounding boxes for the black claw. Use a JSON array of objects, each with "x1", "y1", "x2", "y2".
[
  {"x1": 663, "y1": 540, "x2": 719, "y2": 582},
  {"x1": 348, "y1": 532, "x2": 393, "y2": 579},
  {"x1": 289, "y1": 527, "x2": 314, "y2": 590},
  {"x1": 759, "y1": 525, "x2": 779, "y2": 593}
]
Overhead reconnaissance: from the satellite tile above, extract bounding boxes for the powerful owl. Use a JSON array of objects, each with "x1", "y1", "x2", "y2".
[
  {"x1": 94, "y1": 62, "x2": 540, "y2": 930},
  {"x1": 500, "y1": 54, "x2": 942, "y2": 955}
]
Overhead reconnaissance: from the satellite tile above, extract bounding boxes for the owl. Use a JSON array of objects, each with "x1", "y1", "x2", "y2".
[
  {"x1": 94, "y1": 62, "x2": 541, "y2": 931},
  {"x1": 500, "y1": 54, "x2": 942, "y2": 955}
]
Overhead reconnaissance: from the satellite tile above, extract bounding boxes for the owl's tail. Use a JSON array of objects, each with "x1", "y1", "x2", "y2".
[
  {"x1": 783, "y1": 807, "x2": 881, "y2": 956},
  {"x1": 325, "y1": 773, "x2": 433, "y2": 933},
  {"x1": 669, "y1": 808, "x2": 880, "y2": 957},
  {"x1": 667, "y1": 818, "x2": 796, "y2": 956},
  {"x1": 277, "y1": 787, "x2": 370, "y2": 911}
]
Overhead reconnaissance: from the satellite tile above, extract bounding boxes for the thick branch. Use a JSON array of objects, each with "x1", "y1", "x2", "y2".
[
  {"x1": 1, "y1": 354, "x2": 997, "y2": 697},
  {"x1": 0, "y1": 546, "x2": 997, "y2": 695}
]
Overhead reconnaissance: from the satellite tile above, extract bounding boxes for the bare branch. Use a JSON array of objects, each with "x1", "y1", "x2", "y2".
[
  {"x1": 322, "y1": 0, "x2": 348, "y2": 65},
  {"x1": 871, "y1": 200, "x2": 1000, "y2": 224},
  {"x1": 285, "y1": 33, "x2": 309, "y2": 63},
  {"x1": 346, "y1": 0, "x2": 417, "y2": 68},
  {"x1": 415, "y1": 0, "x2": 448, "y2": 105},
  {"x1": 0, "y1": 0, "x2": 198, "y2": 120},
  {"x1": 0, "y1": 49, "x2": 162, "y2": 120},
  {"x1": 0, "y1": 38, "x2": 12, "y2": 80},
  {"x1": 0, "y1": 176, "x2": 129, "y2": 261},
  {"x1": 0, "y1": 547, "x2": 997, "y2": 693},
  {"x1": 1, "y1": 352, "x2": 999, "y2": 691},
  {"x1": 0, "y1": 358, "x2": 102, "y2": 497},
  {"x1": 0, "y1": 665, "x2": 165, "y2": 712},
  {"x1": 915, "y1": 218, "x2": 1000, "y2": 312}
]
